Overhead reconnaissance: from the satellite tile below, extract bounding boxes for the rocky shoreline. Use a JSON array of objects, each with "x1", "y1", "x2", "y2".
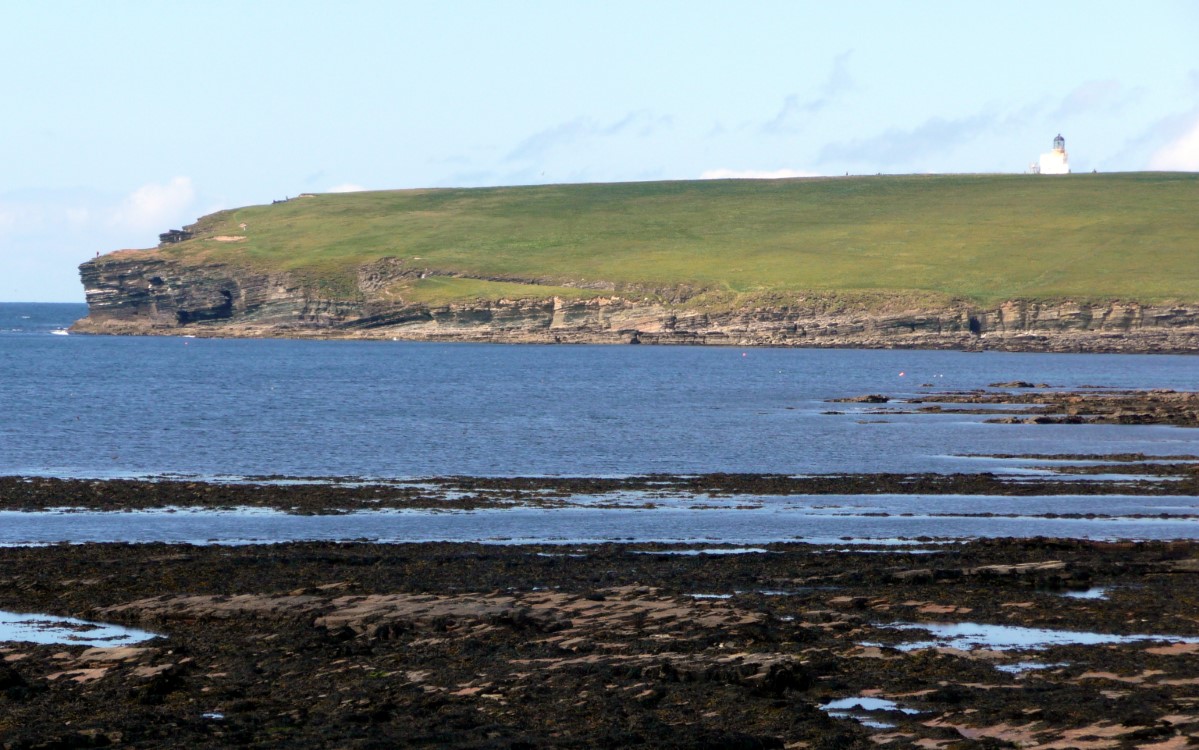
[
  {"x1": 73, "y1": 254, "x2": 1199, "y2": 354},
  {"x1": 3, "y1": 539, "x2": 1199, "y2": 748},
  {"x1": 833, "y1": 387, "x2": 1199, "y2": 428},
  {"x1": 1, "y1": 461, "x2": 1197, "y2": 516},
  {"x1": 4, "y1": 384, "x2": 1199, "y2": 747}
]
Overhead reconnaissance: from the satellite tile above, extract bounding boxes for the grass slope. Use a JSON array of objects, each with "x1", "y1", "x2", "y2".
[{"x1": 158, "y1": 173, "x2": 1199, "y2": 307}]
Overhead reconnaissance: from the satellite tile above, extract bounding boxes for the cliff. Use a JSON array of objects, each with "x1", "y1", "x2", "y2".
[{"x1": 73, "y1": 251, "x2": 1199, "y2": 353}]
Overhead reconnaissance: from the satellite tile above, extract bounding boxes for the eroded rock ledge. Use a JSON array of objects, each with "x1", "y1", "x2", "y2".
[{"x1": 73, "y1": 253, "x2": 1199, "y2": 353}]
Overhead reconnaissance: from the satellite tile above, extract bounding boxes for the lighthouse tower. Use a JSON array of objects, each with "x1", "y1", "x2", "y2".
[{"x1": 1037, "y1": 134, "x2": 1070, "y2": 175}]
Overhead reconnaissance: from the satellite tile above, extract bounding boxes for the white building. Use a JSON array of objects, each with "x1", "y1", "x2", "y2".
[{"x1": 1032, "y1": 134, "x2": 1070, "y2": 175}]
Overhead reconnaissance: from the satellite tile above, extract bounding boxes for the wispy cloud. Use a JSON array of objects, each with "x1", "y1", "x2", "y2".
[
  {"x1": 818, "y1": 112, "x2": 994, "y2": 167},
  {"x1": 509, "y1": 118, "x2": 591, "y2": 161},
  {"x1": 0, "y1": 184, "x2": 205, "y2": 301},
  {"x1": 1051, "y1": 80, "x2": 1144, "y2": 119},
  {"x1": 109, "y1": 177, "x2": 197, "y2": 231},
  {"x1": 700, "y1": 168, "x2": 820, "y2": 180},
  {"x1": 0, "y1": 206, "x2": 18, "y2": 232},
  {"x1": 705, "y1": 121, "x2": 730, "y2": 138},
  {"x1": 507, "y1": 111, "x2": 672, "y2": 161},
  {"x1": 327, "y1": 183, "x2": 367, "y2": 193},
  {"x1": 0, "y1": 189, "x2": 106, "y2": 236},
  {"x1": 1149, "y1": 114, "x2": 1199, "y2": 171},
  {"x1": 1, "y1": 180, "x2": 201, "y2": 241},
  {"x1": 762, "y1": 51, "x2": 854, "y2": 134}
]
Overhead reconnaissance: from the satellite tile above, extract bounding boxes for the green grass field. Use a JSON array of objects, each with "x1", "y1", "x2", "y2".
[{"x1": 154, "y1": 173, "x2": 1199, "y2": 307}]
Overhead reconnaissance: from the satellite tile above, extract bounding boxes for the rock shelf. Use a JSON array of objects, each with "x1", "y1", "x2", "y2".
[
  {"x1": 2, "y1": 539, "x2": 1199, "y2": 748},
  {"x1": 3, "y1": 459, "x2": 1198, "y2": 517}
]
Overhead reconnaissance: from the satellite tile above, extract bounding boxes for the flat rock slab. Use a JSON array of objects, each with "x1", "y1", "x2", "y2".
[{"x1": 101, "y1": 586, "x2": 768, "y2": 642}]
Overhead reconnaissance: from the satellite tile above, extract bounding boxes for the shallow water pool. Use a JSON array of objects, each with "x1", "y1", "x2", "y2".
[{"x1": 0, "y1": 610, "x2": 160, "y2": 647}]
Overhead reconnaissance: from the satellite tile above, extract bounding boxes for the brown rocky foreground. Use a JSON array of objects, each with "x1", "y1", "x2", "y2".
[{"x1": 2, "y1": 539, "x2": 1199, "y2": 749}]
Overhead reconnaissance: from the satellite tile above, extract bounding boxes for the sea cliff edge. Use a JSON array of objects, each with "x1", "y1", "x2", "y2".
[{"x1": 72, "y1": 253, "x2": 1199, "y2": 353}]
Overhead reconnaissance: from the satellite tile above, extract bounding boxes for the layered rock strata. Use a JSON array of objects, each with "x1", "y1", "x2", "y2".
[{"x1": 73, "y1": 253, "x2": 1199, "y2": 353}]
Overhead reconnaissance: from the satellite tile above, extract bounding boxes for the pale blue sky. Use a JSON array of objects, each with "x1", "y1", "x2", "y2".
[{"x1": 3, "y1": 1, "x2": 1197, "y2": 301}]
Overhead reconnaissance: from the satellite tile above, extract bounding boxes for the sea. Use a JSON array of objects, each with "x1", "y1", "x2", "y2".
[{"x1": 2, "y1": 301, "x2": 1197, "y2": 545}]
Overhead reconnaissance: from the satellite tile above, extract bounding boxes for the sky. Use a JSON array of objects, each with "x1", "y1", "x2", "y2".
[{"x1": 2, "y1": 1, "x2": 1198, "y2": 302}]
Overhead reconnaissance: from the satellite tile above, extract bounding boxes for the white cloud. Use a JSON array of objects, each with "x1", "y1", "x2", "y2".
[
  {"x1": 327, "y1": 183, "x2": 367, "y2": 193},
  {"x1": 1149, "y1": 116, "x2": 1199, "y2": 171},
  {"x1": 700, "y1": 168, "x2": 820, "y2": 180},
  {"x1": 110, "y1": 177, "x2": 196, "y2": 231}
]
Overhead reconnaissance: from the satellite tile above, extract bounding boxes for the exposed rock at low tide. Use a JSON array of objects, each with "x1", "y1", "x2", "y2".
[
  {"x1": 4, "y1": 454, "x2": 1197, "y2": 516},
  {"x1": 3, "y1": 540, "x2": 1199, "y2": 748},
  {"x1": 909, "y1": 389, "x2": 1199, "y2": 428}
]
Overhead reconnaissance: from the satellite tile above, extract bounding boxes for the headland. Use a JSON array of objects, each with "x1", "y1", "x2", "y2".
[{"x1": 73, "y1": 173, "x2": 1199, "y2": 353}]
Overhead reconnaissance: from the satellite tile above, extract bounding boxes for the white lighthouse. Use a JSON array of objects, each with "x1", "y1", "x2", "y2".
[{"x1": 1035, "y1": 134, "x2": 1070, "y2": 175}]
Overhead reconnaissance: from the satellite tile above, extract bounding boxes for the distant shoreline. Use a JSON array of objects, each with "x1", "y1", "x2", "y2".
[{"x1": 71, "y1": 296, "x2": 1199, "y2": 355}]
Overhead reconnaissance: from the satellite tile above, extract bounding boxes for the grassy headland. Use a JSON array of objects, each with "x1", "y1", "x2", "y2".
[{"x1": 154, "y1": 173, "x2": 1199, "y2": 308}]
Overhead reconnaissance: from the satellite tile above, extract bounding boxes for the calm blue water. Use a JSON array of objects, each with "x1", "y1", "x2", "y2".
[
  {"x1": 0, "y1": 302, "x2": 78, "y2": 335},
  {"x1": 2, "y1": 302, "x2": 1197, "y2": 479}
]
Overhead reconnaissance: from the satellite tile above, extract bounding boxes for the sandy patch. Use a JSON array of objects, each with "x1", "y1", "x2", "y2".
[
  {"x1": 1145, "y1": 642, "x2": 1199, "y2": 655},
  {"x1": 917, "y1": 603, "x2": 973, "y2": 615},
  {"x1": 1078, "y1": 669, "x2": 1166, "y2": 684},
  {"x1": 1135, "y1": 737, "x2": 1190, "y2": 750},
  {"x1": 47, "y1": 667, "x2": 108, "y2": 683}
]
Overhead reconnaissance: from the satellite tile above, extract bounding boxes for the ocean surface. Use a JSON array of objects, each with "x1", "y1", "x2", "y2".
[
  {"x1": 4, "y1": 302, "x2": 1199, "y2": 479},
  {"x1": 3, "y1": 301, "x2": 1198, "y2": 543}
]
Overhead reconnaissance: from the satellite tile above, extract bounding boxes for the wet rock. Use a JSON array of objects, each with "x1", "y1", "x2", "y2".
[
  {"x1": 828, "y1": 596, "x2": 869, "y2": 610},
  {"x1": 2, "y1": 539, "x2": 1199, "y2": 747},
  {"x1": 905, "y1": 389, "x2": 1199, "y2": 429},
  {"x1": 0, "y1": 663, "x2": 25, "y2": 690},
  {"x1": 0, "y1": 662, "x2": 34, "y2": 703},
  {"x1": 888, "y1": 569, "x2": 935, "y2": 583},
  {"x1": 4, "y1": 460, "x2": 1196, "y2": 517}
]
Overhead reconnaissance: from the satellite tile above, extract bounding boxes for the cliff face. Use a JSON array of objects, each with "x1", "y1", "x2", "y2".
[
  {"x1": 76, "y1": 253, "x2": 359, "y2": 328},
  {"x1": 73, "y1": 253, "x2": 1199, "y2": 353}
]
